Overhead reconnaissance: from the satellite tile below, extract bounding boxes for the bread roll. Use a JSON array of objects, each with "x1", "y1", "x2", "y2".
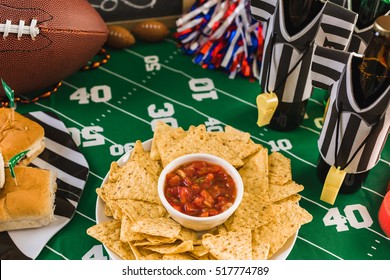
[
  {"x1": 0, "y1": 108, "x2": 45, "y2": 166},
  {"x1": 0, "y1": 152, "x2": 4, "y2": 189},
  {"x1": 0, "y1": 166, "x2": 57, "y2": 232}
]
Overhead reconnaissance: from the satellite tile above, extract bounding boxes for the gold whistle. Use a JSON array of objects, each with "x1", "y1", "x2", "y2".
[
  {"x1": 320, "y1": 166, "x2": 347, "y2": 205},
  {"x1": 256, "y1": 92, "x2": 279, "y2": 127}
]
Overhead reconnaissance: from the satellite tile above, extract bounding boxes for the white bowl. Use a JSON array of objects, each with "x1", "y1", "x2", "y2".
[{"x1": 157, "y1": 153, "x2": 244, "y2": 231}]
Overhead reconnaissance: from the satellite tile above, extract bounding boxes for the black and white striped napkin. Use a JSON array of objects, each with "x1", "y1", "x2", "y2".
[{"x1": 0, "y1": 111, "x2": 89, "y2": 259}]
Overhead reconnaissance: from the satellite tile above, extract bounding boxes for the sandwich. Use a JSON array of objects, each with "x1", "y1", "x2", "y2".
[
  {"x1": 0, "y1": 152, "x2": 4, "y2": 189},
  {"x1": 0, "y1": 166, "x2": 57, "y2": 232},
  {"x1": 0, "y1": 108, "x2": 45, "y2": 166}
]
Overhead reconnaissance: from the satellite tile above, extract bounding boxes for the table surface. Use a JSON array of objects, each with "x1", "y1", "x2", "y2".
[{"x1": 12, "y1": 36, "x2": 390, "y2": 260}]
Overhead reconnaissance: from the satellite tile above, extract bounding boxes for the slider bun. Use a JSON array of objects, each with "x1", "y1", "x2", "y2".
[
  {"x1": 0, "y1": 152, "x2": 4, "y2": 189},
  {"x1": 0, "y1": 166, "x2": 57, "y2": 232},
  {"x1": 0, "y1": 108, "x2": 45, "y2": 166}
]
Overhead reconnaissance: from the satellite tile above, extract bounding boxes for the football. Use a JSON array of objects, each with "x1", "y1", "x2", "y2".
[{"x1": 0, "y1": 0, "x2": 109, "y2": 97}]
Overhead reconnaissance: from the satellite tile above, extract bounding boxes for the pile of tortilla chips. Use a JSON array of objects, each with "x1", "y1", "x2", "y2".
[{"x1": 87, "y1": 122, "x2": 313, "y2": 260}]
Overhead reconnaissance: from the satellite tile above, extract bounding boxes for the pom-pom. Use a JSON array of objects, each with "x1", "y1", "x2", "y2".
[{"x1": 175, "y1": 0, "x2": 264, "y2": 80}]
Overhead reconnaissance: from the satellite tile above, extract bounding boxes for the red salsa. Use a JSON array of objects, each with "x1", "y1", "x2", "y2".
[{"x1": 164, "y1": 160, "x2": 237, "y2": 217}]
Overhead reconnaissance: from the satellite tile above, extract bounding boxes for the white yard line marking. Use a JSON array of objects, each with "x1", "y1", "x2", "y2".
[
  {"x1": 300, "y1": 195, "x2": 390, "y2": 241},
  {"x1": 35, "y1": 102, "x2": 89, "y2": 129},
  {"x1": 379, "y1": 158, "x2": 390, "y2": 166},
  {"x1": 165, "y1": 38, "x2": 329, "y2": 109},
  {"x1": 95, "y1": 69, "x2": 390, "y2": 202},
  {"x1": 297, "y1": 236, "x2": 343, "y2": 260},
  {"x1": 366, "y1": 227, "x2": 390, "y2": 240},
  {"x1": 76, "y1": 210, "x2": 96, "y2": 223},
  {"x1": 99, "y1": 67, "x2": 319, "y2": 169},
  {"x1": 89, "y1": 170, "x2": 104, "y2": 181},
  {"x1": 125, "y1": 49, "x2": 257, "y2": 107},
  {"x1": 44, "y1": 245, "x2": 69, "y2": 260},
  {"x1": 362, "y1": 186, "x2": 384, "y2": 198},
  {"x1": 104, "y1": 102, "x2": 150, "y2": 125},
  {"x1": 300, "y1": 125, "x2": 321, "y2": 135},
  {"x1": 309, "y1": 98, "x2": 324, "y2": 106},
  {"x1": 125, "y1": 49, "x2": 328, "y2": 137},
  {"x1": 35, "y1": 103, "x2": 118, "y2": 146},
  {"x1": 99, "y1": 66, "x2": 231, "y2": 120},
  {"x1": 36, "y1": 52, "x2": 388, "y2": 259},
  {"x1": 300, "y1": 196, "x2": 330, "y2": 211},
  {"x1": 282, "y1": 149, "x2": 317, "y2": 168}
]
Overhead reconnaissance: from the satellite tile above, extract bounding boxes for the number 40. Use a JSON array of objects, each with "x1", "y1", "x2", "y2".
[{"x1": 323, "y1": 204, "x2": 373, "y2": 232}]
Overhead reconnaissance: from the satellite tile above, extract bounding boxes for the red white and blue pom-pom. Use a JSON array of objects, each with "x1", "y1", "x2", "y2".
[{"x1": 175, "y1": 0, "x2": 264, "y2": 80}]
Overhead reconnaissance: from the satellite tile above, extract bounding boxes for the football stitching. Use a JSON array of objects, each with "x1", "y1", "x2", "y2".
[
  {"x1": 0, "y1": 4, "x2": 54, "y2": 25},
  {"x1": 0, "y1": 19, "x2": 40, "y2": 39}
]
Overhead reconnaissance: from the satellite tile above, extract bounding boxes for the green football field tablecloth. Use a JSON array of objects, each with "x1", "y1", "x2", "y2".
[{"x1": 14, "y1": 37, "x2": 390, "y2": 260}]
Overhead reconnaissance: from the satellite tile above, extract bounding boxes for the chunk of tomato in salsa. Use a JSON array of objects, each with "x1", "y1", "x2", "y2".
[{"x1": 164, "y1": 160, "x2": 236, "y2": 217}]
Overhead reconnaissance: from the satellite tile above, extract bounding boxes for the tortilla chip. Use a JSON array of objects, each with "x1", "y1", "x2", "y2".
[
  {"x1": 107, "y1": 200, "x2": 126, "y2": 220},
  {"x1": 116, "y1": 199, "x2": 166, "y2": 222},
  {"x1": 144, "y1": 240, "x2": 194, "y2": 254},
  {"x1": 120, "y1": 215, "x2": 146, "y2": 242},
  {"x1": 129, "y1": 242, "x2": 144, "y2": 260},
  {"x1": 268, "y1": 152, "x2": 292, "y2": 185},
  {"x1": 91, "y1": 122, "x2": 314, "y2": 261},
  {"x1": 140, "y1": 252, "x2": 164, "y2": 260},
  {"x1": 198, "y1": 253, "x2": 217, "y2": 260},
  {"x1": 239, "y1": 148, "x2": 269, "y2": 196},
  {"x1": 86, "y1": 220, "x2": 135, "y2": 260},
  {"x1": 224, "y1": 193, "x2": 283, "y2": 231},
  {"x1": 188, "y1": 245, "x2": 209, "y2": 257},
  {"x1": 163, "y1": 253, "x2": 194, "y2": 260},
  {"x1": 131, "y1": 140, "x2": 161, "y2": 176},
  {"x1": 104, "y1": 205, "x2": 113, "y2": 217},
  {"x1": 161, "y1": 124, "x2": 244, "y2": 167},
  {"x1": 252, "y1": 201, "x2": 312, "y2": 258},
  {"x1": 219, "y1": 125, "x2": 262, "y2": 159},
  {"x1": 96, "y1": 187, "x2": 107, "y2": 202},
  {"x1": 252, "y1": 221, "x2": 298, "y2": 259},
  {"x1": 279, "y1": 201, "x2": 313, "y2": 226},
  {"x1": 252, "y1": 240, "x2": 270, "y2": 260},
  {"x1": 130, "y1": 218, "x2": 181, "y2": 238},
  {"x1": 176, "y1": 227, "x2": 198, "y2": 242},
  {"x1": 268, "y1": 181, "x2": 304, "y2": 202},
  {"x1": 107, "y1": 161, "x2": 121, "y2": 183},
  {"x1": 216, "y1": 224, "x2": 228, "y2": 234},
  {"x1": 133, "y1": 234, "x2": 177, "y2": 246},
  {"x1": 202, "y1": 227, "x2": 252, "y2": 260},
  {"x1": 150, "y1": 121, "x2": 187, "y2": 160},
  {"x1": 104, "y1": 161, "x2": 160, "y2": 204},
  {"x1": 275, "y1": 194, "x2": 302, "y2": 204}
]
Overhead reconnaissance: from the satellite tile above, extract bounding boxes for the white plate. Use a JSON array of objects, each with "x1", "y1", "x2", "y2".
[
  {"x1": 1, "y1": 111, "x2": 89, "y2": 260},
  {"x1": 95, "y1": 139, "x2": 297, "y2": 260}
]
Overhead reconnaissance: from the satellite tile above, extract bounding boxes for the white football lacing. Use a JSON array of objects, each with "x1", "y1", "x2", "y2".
[{"x1": 0, "y1": 19, "x2": 39, "y2": 39}]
